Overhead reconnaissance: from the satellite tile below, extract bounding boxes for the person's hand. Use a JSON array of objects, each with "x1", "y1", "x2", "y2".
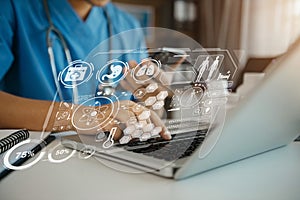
[
  {"x1": 120, "y1": 59, "x2": 174, "y2": 93},
  {"x1": 120, "y1": 56, "x2": 186, "y2": 117},
  {"x1": 120, "y1": 53, "x2": 186, "y2": 96},
  {"x1": 72, "y1": 100, "x2": 172, "y2": 142}
]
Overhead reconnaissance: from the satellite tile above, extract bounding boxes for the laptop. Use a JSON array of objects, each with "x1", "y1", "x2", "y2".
[{"x1": 61, "y1": 40, "x2": 300, "y2": 180}]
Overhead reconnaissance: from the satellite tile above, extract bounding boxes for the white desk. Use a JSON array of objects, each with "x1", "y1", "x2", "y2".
[{"x1": 0, "y1": 136, "x2": 299, "y2": 200}]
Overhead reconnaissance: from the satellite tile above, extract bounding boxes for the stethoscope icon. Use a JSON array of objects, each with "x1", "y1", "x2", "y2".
[{"x1": 43, "y1": 0, "x2": 113, "y2": 103}]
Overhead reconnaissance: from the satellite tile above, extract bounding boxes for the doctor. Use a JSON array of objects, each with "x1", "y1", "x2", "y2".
[{"x1": 0, "y1": 0, "x2": 171, "y2": 140}]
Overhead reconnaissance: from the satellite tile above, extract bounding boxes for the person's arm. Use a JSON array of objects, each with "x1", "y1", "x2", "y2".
[
  {"x1": 0, "y1": 91, "x2": 171, "y2": 140},
  {"x1": 0, "y1": 91, "x2": 59, "y2": 132}
]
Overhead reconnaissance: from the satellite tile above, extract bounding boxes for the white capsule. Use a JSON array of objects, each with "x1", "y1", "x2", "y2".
[
  {"x1": 156, "y1": 91, "x2": 168, "y2": 101},
  {"x1": 152, "y1": 101, "x2": 164, "y2": 110},
  {"x1": 145, "y1": 83, "x2": 158, "y2": 93},
  {"x1": 134, "y1": 121, "x2": 147, "y2": 130},
  {"x1": 142, "y1": 123, "x2": 155, "y2": 132},
  {"x1": 139, "y1": 132, "x2": 151, "y2": 141},
  {"x1": 131, "y1": 129, "x2": 143, "y2": 138},
  {"x1": 119, "y1": 135, "x2": 132, "y2": 144},
  {"x1": 138, "y1": 110, "x2": 151, "y2": 121},
  {"x1": 123, "y1": 125, "x2": 136, "y2": 135},
  {"x1": 145, "y1": 96, "x2": 157, "y2": 106}
]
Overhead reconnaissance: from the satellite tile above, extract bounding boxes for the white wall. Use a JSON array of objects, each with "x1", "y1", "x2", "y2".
[{"x1": 241, "y1": 0, "x2": 300, "y2": 58}]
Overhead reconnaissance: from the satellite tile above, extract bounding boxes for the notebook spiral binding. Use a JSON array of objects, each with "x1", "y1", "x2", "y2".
[{"x1": 0, "y1": 130, "x2": 30, "y2": 154}]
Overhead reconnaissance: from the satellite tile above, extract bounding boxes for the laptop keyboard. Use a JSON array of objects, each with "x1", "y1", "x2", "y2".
[
  {"x1": 165, "y1": 118, "x2": 209, "y2": 135},
  {"x1": 117, "y1": 129, "x2": 207, "y2": 162}
]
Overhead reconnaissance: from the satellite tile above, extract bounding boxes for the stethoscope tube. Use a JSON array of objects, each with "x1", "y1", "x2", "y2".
[
  {"x1": 43, "y1": 0, "x2": 113, "y2": 103},
  {"x1": 44, "y1": 0, "x2": 75, "y2": 102}
]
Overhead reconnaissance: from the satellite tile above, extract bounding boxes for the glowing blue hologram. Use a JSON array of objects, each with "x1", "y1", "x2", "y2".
[
  {"x1": 101, "y1": 64, "x2": 122, "y2": 80},
  {"x1": 47, "y1": 142, "x2": 77, "y2": 164},
  {"x1": 78, "y1": 105, "x2": 109, "y2": 126},
  {"x1": 179, "y1": 83, "x2": 206, "y2": 108},
  {"x1": 193, "y1": 49, "x2": 239, "y2": 83},
  {"x1": 193, "y1": 55, "x2": 224, "y2": 82},
  {"x1": 217, "y1": 70, "x2": 231, "y2": 80},
  {"x1": 197, "y1": 80, "x2": 229, "y2": 159},
  {"x1": 72, "y1": 95, "x2": 120, "y2": 131},
  {"x1": 96, "y1": 59, "x2": 129, "y2": 86},
  {"x1": 103, "y1": 127, "x2": 118, "y2": 149},
  {"x1": 78, "y1": 146, "x2": 96, "y2": 159},
  {"x1": 207, "y1": 56, "x2": 221, "y2": 81},
  {"x1": 58, "y1": 60, "x2": 94, "y2": 88},
  {"x1": 131, "y1": 58, "x2": 161, "y2": 83},
  {"x1": 68, "y1": 28, "x2": 231, "y2": 174},
  {"x1": 159, "y1": 70, "x2": 196, "y2": 86},
  {"x1": 64, "y1": 66, "x2": 87, "y2": 82},
  {"x1": 3, "y1": 139, "x2": 46, "y2": 170},
  {"x1": 198, "y1": 106, "x2": 226, "y2": 160},
  {"x1": 195, "y1": 56, "x2": 210, "y2": 82}
]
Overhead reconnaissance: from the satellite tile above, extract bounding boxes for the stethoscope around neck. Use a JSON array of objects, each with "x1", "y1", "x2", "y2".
[{"x1": 43, "y1": 0, "x2": 113, "y2": 103}]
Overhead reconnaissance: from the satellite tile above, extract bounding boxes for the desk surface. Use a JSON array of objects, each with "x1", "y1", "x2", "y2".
[{"x1": 0, "y1": 135, "x2": 299, "y2": 200}]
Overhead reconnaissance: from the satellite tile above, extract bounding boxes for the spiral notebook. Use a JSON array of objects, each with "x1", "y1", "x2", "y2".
[{"x1": 0, "y1": 129, "x2": 30, "y2": 154}]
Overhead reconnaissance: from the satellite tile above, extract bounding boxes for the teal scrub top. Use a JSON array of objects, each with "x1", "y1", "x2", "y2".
[{"x1": 0, "y1": 0, "x2": 145, "y2": 102}]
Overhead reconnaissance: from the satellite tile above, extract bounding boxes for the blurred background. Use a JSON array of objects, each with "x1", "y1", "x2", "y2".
[{"x1": 114, "y1": 0, "x2": 300, "y2": 77}]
